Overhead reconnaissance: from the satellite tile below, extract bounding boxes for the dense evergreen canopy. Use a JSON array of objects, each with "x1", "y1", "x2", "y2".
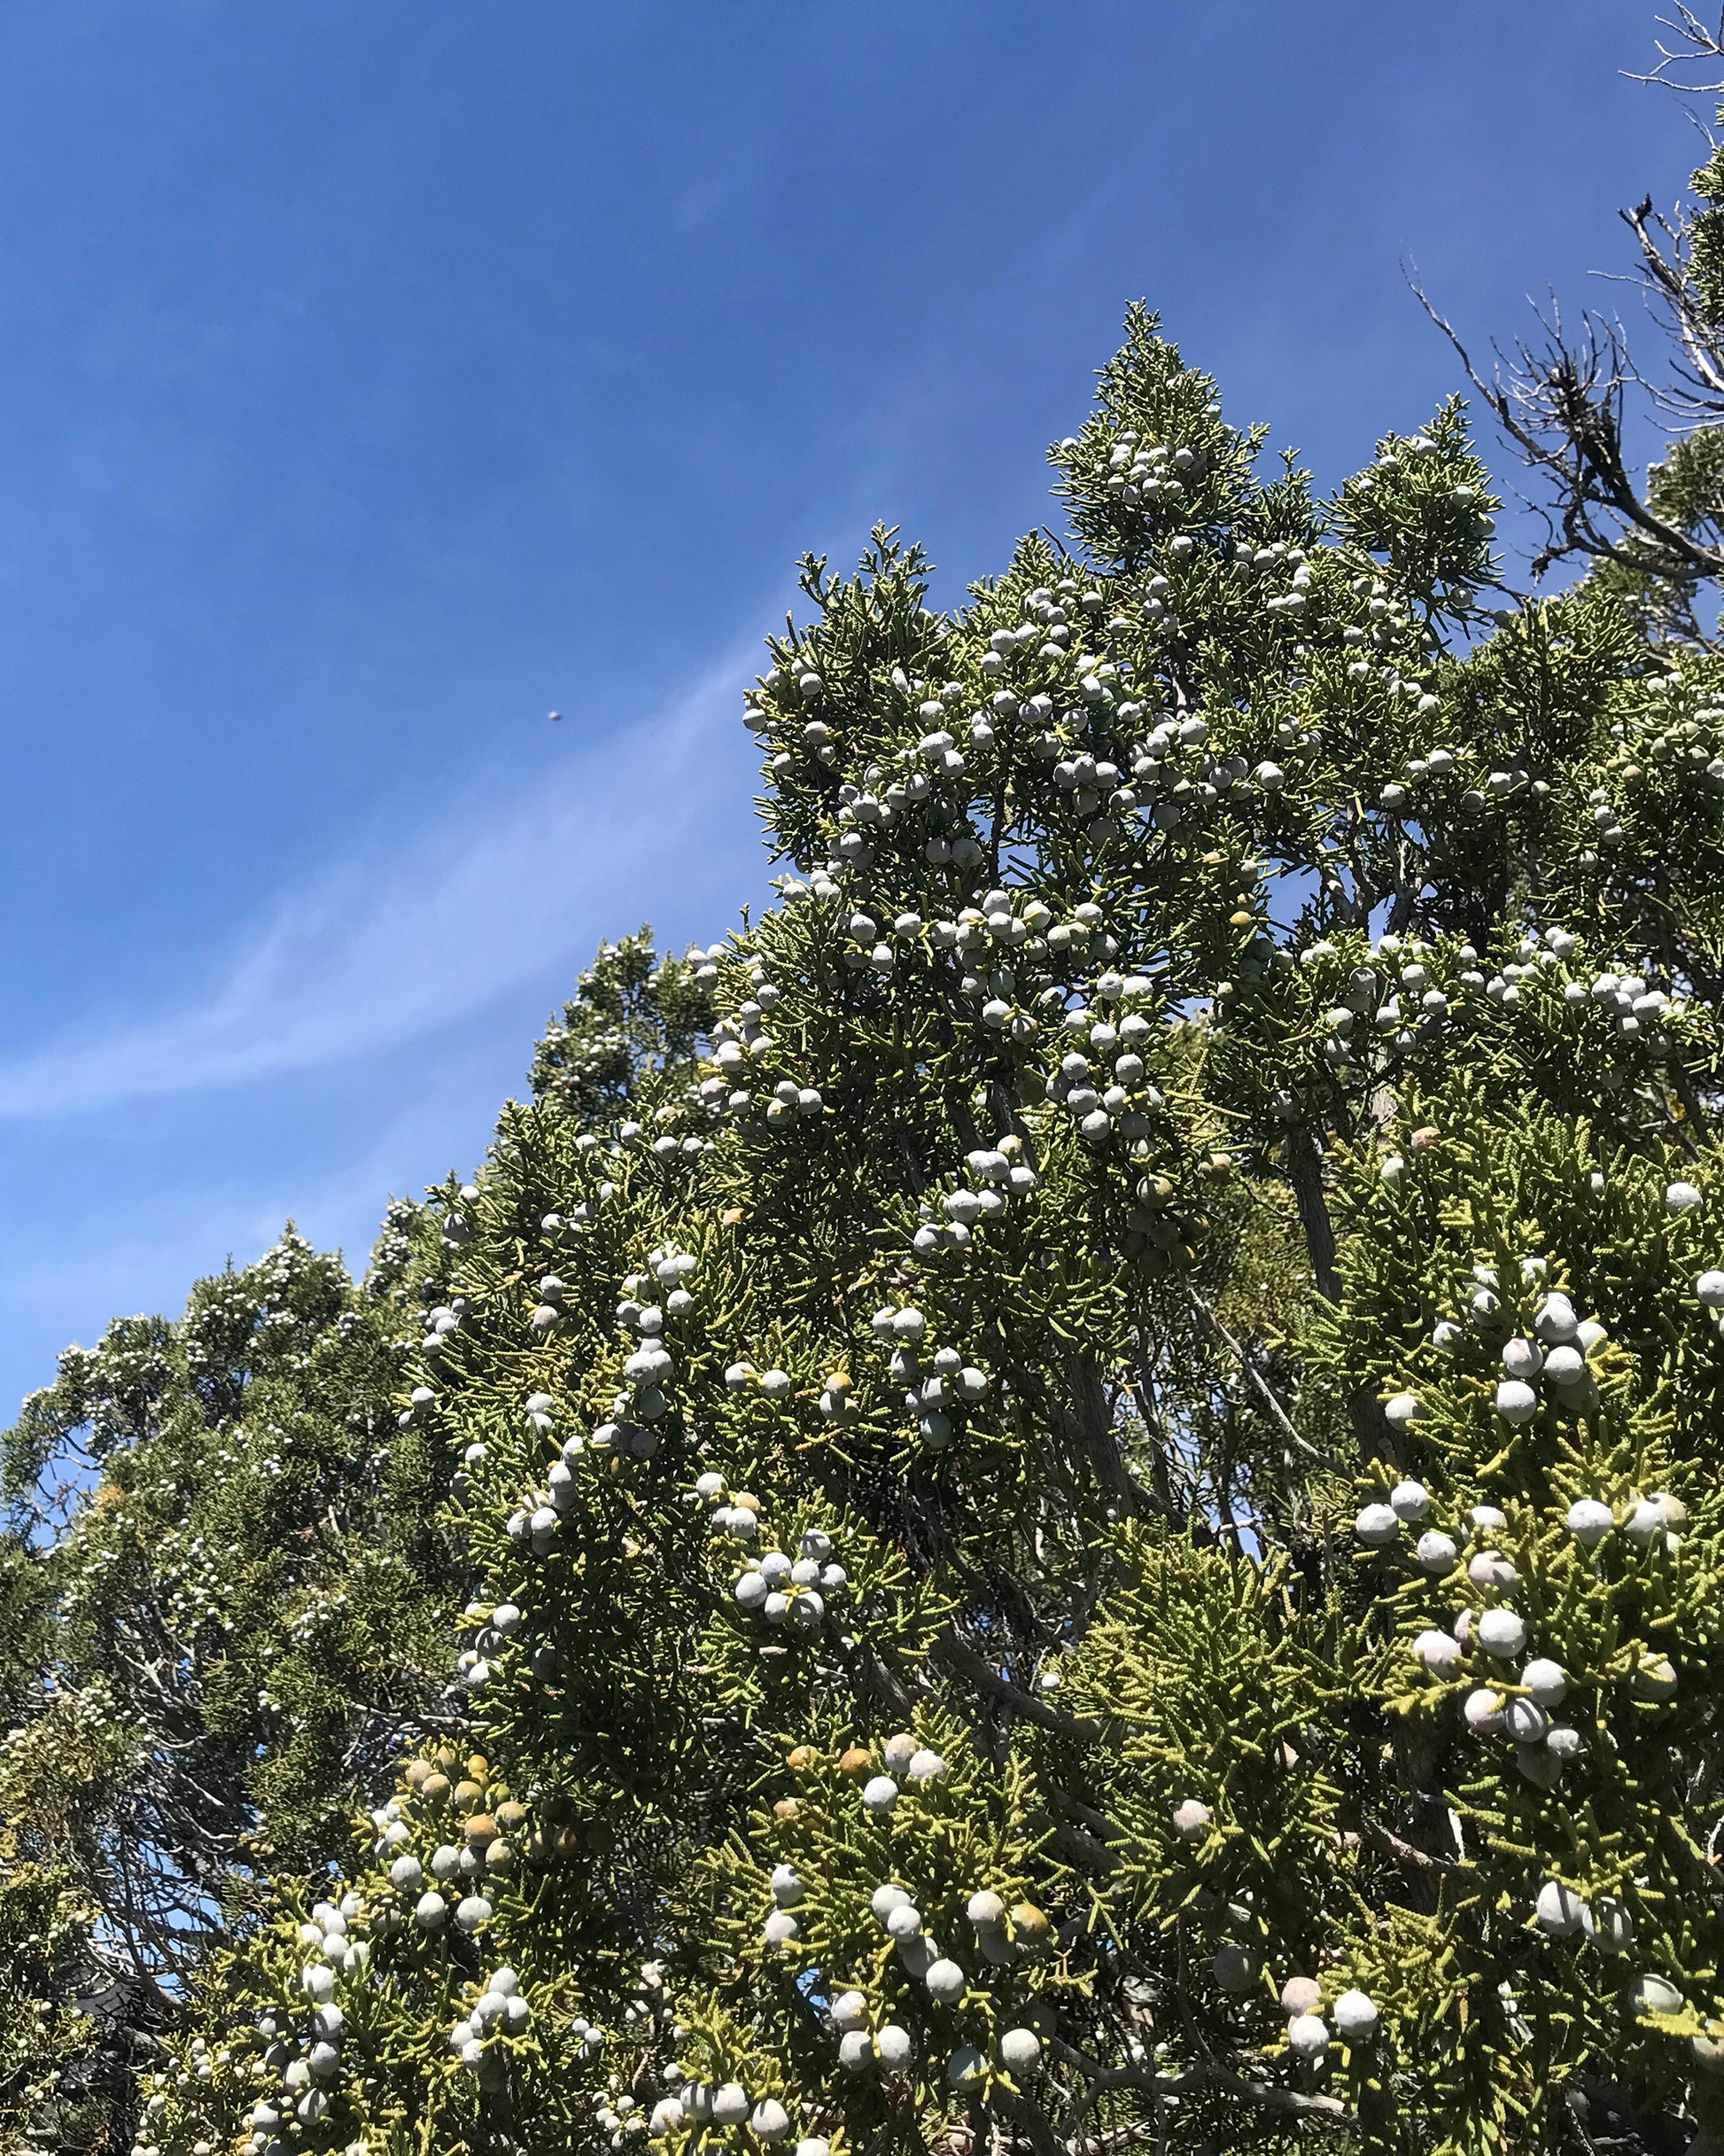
[{"x1": 13, "y1": 30, "x2": 1724, "y2": 2156}]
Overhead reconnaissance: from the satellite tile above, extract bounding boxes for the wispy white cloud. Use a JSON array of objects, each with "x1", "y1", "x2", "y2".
[{"x1": 0, "y1": 646, "x2": 767, "y2": 1120}]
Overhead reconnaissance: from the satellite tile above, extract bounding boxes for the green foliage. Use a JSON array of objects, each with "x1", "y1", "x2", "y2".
[
  {"x1": 0, "y1": 1220, "x2": 464, "y2": 2149},
  {"x1": 1687, "y1": 133, "x2": 1724, "y2": 328},
  {"x1": 74, "y1": 300, "x2": 1724, "y2": 2156},
  {"x1": 0, "y1": 1826, "x2": 109, "y2": 2153},
  {"x1": 528, "y1": 929, "x2": 718, "y2": 1124}
]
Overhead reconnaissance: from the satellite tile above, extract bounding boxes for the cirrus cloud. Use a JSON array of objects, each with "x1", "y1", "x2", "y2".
[{"x1": 0, "y1": 646, "x2": 767, "y2": 1120}]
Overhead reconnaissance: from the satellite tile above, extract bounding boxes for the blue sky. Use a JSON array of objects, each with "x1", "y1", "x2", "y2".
[{"x1": 0, "y1": 0, "x2": 1695, "y2": 1413}]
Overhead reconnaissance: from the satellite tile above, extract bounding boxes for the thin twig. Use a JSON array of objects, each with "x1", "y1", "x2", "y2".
[{"x1": 1187, "y1": 1290, "x2": 1332, "y2": 1467}]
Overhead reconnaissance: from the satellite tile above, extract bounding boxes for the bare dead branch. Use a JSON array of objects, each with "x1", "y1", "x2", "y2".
[{"x1": 1627, "y1": 8, "x2": 1724, "y2": 92}]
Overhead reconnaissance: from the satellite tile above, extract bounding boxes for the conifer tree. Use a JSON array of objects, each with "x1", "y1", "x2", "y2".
[
  {"x1": 0, "y1": 931, "x2": 717, "y2": 2152},
  {"x1": 117, "y1": 289, "x2": 1724, "y2": 2156},
  {"x1": 0, "y1": 1219, "x2": 457, "y2": 2148}
]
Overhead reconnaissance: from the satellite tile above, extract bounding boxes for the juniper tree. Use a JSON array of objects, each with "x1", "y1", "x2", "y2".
[
  {"x1": 527, "y1": 930, "x2": 720, "y2": 1125},
  {"x1": 0, "y1": 933, "x2": 719, "y2": 2152},
  {"x1": 0, "y1": 1221, "x2": 456, "y2": 2149},
  {"x1": 105, "y1": 282, "x2": 1724, "y2": 2156}
]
